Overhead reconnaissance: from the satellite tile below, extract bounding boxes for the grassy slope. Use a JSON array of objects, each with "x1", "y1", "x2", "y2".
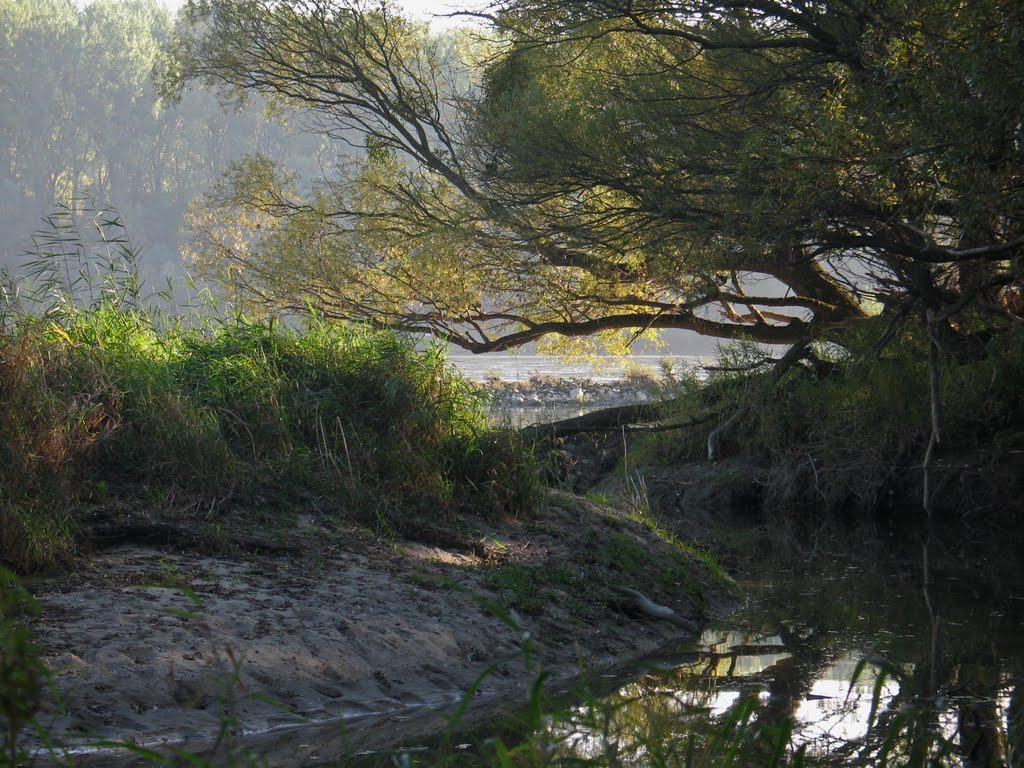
[{"x1": 0, "y1": 309, "x2": 536, "y2": 573}]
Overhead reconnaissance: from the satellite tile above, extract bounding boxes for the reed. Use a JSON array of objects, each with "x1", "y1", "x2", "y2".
[{"x1": 0, "y1": 201, "x2": 537, "y2": 573}]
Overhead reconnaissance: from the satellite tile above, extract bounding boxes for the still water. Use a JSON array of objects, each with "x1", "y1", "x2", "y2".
[
  {"x1": 447, "y1": 354, "x2": 707, "y2": 383},
  {"x1": 540, "y1": 568, "x2": 1023, "y2": 766},
  {"x1": 352, "y1": 566, "x2": 1022, "y2": 766},
  {"x1": 410, "y1": 361, "x2": 1022, "y2": 765}
]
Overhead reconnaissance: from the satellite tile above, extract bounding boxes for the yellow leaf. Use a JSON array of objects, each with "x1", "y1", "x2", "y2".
[{"x1": 49, "y1": 322, "x2": 75, "y2": 346}]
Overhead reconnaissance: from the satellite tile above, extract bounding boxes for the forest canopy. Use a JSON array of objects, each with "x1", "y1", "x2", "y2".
[{"x1": 113, "y1": 0, "x2": 1024, "y2": 351}]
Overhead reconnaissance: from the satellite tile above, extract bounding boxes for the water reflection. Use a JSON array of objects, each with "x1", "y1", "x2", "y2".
[
  {"x1": 346, "y1": 569, "x2": 1022, "y2": 767},
  {"x1": 545, "y1": 571, "x2": 1023, "y2": 766}
]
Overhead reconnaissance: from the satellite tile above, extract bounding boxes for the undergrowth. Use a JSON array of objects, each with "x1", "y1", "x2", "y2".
[
  {"x1": 0, "y1": 310, "x2": 541, "y2": 572},
  {"x1": 0, "y1": 201, "x2": 537, "y2": 573},
  {"x1": 646, "y1": 327, "x2": 1024, "y2": 540}
]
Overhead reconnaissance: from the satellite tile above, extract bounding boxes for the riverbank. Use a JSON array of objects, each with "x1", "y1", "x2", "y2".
[
  {"x1": 0, "y1": 309, "x2": 737, "y2": 765},
  {"x1": 8, "y1": 307, "x2": 1023, "y2": 766},
  {"x1": 23, "y1": 489, "x2": 737, "y2": 766}
]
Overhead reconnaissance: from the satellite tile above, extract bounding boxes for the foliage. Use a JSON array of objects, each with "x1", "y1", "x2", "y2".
[
  {"x1": 0, "y1": 310, "x2": 539, "y2": 571},
  {"x1": 166, "y1": 0, "x2": 1023, "y2": 355},
  {"x1": 0, "y1": 568, "x2": 46, "y2": 767},
  {"x1": 0, "y1": 207, "x2": 538, "y2": 573},
  {"x1": 646, "y1": 326, "x2": 1024, "y2": 538}
]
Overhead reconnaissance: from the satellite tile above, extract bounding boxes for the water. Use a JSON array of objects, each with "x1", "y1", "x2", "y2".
[
  {"x1": 449, "y1": 354, "x2": 708, "y2": 427},
  {"x1": 348, "y1": 566, "x2": 1023, "y2": 766},
  {"x1": 540, "y1": 568, "x2": 1024, "y2": 766},
  {"x1": 447, "y1": 354, "x2": 709, "y2": 383}
]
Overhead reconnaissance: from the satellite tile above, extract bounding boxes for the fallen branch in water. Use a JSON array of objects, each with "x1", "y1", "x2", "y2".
[
  {"x1": 623, "y1": 415, "x2": 718, "y2": 434},
  {"x1": 520, "y1": 409, "x2": 718, "y2": 441},
  {"x1": 615, "y1": 586, "x2": 700, "y2": 633},
  {"x1": 703, "y1": 359, "x2": 773, "y2": 374},
  {"x1": 518, "y1": 400, "x2": 664, "y2": 440},
  {"x1": 707, "y1": 407, "x2": 746, "y2": 462}
]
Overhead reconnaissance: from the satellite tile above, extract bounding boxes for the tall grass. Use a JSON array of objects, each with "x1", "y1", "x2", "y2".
[
  {"x1": 0, "y1": 568, "x2": 46, "y2": 768},
  {"x1": 0, "y1": 202, "x2": 537, "y2": 572}
]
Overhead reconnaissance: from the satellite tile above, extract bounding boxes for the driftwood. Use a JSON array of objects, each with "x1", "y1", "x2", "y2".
[
  {"x1": 519, "y1": 400, "x2": 716, "y2": 441},
  {"x1": 615, "y1": 586, "x2": 700, "y2": 633},
  {"x1": 519, "y1": 401, "x2": 664, "y2": 440}
]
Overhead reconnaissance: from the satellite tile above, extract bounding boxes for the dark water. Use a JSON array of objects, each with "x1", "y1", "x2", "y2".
[
  {"x1": 538, "y1": 567, "x2": 1024, "y2": 766},
  {"x1": 345, "y1": 564, "x2": 1023, "y2": 766}
]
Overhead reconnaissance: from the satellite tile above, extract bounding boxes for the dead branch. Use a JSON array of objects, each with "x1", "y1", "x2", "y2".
[{"x1": 518, "y1": 400, "x2": 667, "y2": 441}]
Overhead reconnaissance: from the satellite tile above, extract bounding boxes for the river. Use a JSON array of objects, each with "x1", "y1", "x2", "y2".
[
  {"x1": 353, "y1": 564, "x2": 1023, "y2": 766},
  {"x1": 360, "y1": 360, "x2": 1023, "y2": 766},
  {"x1": 447, "y1": 354, "x2": 708, "y2": 383},
  {"x1": 539, "y1": 565, "x2": 1023, "y2": 766}
]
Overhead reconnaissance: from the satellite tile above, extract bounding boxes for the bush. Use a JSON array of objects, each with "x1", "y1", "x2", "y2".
[
  {"x1": 648, "y1": 328, "x2": 1024, "y2": 526},
  {"x1": 0, "y1": 309, "x2": 537, "y2": 572},
  {"x1": 0, "y1": 201, "x2": 538, "y2": 572}
]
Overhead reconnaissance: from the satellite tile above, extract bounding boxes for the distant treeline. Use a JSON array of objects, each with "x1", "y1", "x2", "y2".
[{"x1": 0, "y1": 0, "x2": 349, "y2": 284}]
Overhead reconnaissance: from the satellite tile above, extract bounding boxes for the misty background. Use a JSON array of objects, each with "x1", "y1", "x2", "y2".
[
  {"x1": 1, "y1": 0, "x2": 718, "y2": 355},
  {"x1": 0, "y1": 0, "x2": 352, "y2": 285}
]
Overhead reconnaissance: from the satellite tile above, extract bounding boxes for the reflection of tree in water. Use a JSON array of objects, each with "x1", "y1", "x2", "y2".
[
  {"x1": 759, "y1": 589, "x2": 1020, "y2": 767},
  {"x1": 550, "y1": 572, "x2": 1023, "y2": 766},
  {"x1": 953, "y1": 654, "x2": 1004, "y2": 768},
  {"x1": 1008, "y1": 674, "x2": 1024, "y2": 768},
  {"x1": 756, "y1": 620, "x2": 844, "y2": 734}
]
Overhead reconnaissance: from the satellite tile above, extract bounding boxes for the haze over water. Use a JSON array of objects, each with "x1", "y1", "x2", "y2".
[{"x1": 448, "y1": 354, "x2": 709, "y2": 383}]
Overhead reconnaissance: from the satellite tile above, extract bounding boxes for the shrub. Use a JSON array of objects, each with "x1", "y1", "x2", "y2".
[
  {"x1": 0, "y1": 308, "x2": 537, "y2": 571},
  {"x1": 648, "y1": 327, "x2": 1024, "y2": 527}
]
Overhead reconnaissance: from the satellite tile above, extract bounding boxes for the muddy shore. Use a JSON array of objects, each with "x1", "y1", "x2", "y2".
[{"x1": 26, "y1": 489, "x2": 736, "y2": 766}]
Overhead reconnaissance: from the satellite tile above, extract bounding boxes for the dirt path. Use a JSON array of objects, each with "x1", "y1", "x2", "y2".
[{"x1": 27, "y1": 494, "x2": 736, "y2": 765}]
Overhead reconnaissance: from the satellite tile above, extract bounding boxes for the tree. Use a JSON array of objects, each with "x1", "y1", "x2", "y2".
[
  {"x1": 0, "y1": 0, "x2": 349, "y2": 280},
  {"x1": 0, "y1": 0, "x2": 79, "y2": 211},
  {"x1": 167, "y1": 0, "x2": 1024, "y2": 353}
]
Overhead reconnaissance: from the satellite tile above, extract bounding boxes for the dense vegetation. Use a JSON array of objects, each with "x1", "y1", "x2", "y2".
[
  {"x1": 5, "y1": 312, "x2": 538, "y2": 569},
  {"x1": 637, "y1": 329, "x2": 1024, "y2": 564},
  {"x1": 1, "y1": 0, "x2": 1022, "y2": 765},
  {"x1": 160, "y1": 0, "x2": 1024, "y2": 566},
  {"x1": 168, "y1": 0, "x2": 1022, "y2": 357},
  {"x1": 0, "y1": 215, "x2": 535, "y2": 573}
]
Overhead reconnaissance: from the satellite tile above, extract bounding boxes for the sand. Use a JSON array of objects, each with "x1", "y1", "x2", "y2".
[{"x1": 25, "y1": 497, "x2": 728, "y2": 765}]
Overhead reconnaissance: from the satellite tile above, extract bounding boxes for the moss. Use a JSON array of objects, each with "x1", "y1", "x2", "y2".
[
  {"x1": 402, "y1": 570, "x2": 461, "y2": 592},
  {"x1": 482, "y1": 566, "x2": 551, "y2": 615}
]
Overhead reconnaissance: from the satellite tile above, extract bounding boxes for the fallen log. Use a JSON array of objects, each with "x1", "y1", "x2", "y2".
[
  {"x1": 519, "y1": 400, "x2": 715, "y2": 441},
  {"x1": 615, "y1": 586, "x2": 701, "y2": 633}
]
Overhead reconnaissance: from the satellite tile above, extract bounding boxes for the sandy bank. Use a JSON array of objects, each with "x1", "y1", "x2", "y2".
[{"x1": 26, "y1": 493, "x2": 735, "y2": 765}]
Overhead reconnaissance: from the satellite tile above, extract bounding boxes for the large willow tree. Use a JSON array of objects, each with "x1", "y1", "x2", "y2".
[{"x1": 167, "y1": 0, "x2": 1023, "y2": 353}]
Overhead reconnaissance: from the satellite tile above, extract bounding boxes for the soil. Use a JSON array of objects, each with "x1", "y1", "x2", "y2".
[{"x1": 25, "y1": 490, "x2": 738, "y2": 766}]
